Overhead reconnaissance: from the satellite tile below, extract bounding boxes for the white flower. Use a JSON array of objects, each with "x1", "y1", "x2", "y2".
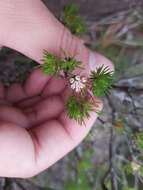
[
  {"x1": 70, "y1": 75, "x2": 87, "y2": 93},
  {"x1": 131, "y1": 161, "x2": 141, "y2": 172}
]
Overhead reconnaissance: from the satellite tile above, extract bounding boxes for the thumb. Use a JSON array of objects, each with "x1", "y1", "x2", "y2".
[{"x1": 1, "y1": 0, "x2": 114, "y2": 73}]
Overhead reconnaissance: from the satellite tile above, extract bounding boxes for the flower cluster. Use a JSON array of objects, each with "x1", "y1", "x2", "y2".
[
  {"x1": 41, "y1": 51, "x2": 114, "y2": 124},
  {"x1": 69, "y1": 75, "x2": 87, "y2": 93}
]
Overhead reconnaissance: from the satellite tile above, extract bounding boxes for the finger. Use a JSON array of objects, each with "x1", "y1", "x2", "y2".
[
  {"x1": 16, "y1": 96, "x2": 41, "y2": 110},
  {"x1": 0, "y1": 105, "x2": 29, "y2": 128},
  {"x1": 42, "y1": 77, "x2": 66, "y2": 97},
  {"x1": 28, "y1": 120, "x2": 75, "y2": 175},
  {"x1": 6, "y1": 83, "x2": 27, "y2": 103},
  {"x1": 0, "y1": 99, "x2": 11, "y2": 106},
  {"x1": 0, "y1": 122, "x2": 36, "y2": 178},
  {"x1": 0, "y1": 82, "x2": 5, "y2": 99},
  {"x1": 24, "y1": 69, "x2": 51, "y2": 97},
  {"x1": 0, "y1": 119, "x2": 74, "y2": 178},
  {"x1": 61, "y1": 85, "x2": 73, "y2": 103},
  {"x1": 59, "y1": 105, "x2": 102, "y2": 143},
  {"x1": 2, "y1": 0, "x2": 63, "y2": 62},
  {"x1": 25, "y1": 96, "x2": 64, "y2": 126},
  {"x1": 2, "y1": 0, "x2": 114, "y2": 74},
  {"x1": 7, "y1": 68, "x2": 51, "y2": 104}
]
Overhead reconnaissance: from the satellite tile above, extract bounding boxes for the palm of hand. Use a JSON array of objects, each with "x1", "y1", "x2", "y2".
[{"x1": 0, "y1": 68, "x2": 100, "y2": 178}]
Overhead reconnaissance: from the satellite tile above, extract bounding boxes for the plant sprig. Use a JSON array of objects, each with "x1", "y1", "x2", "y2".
[
  {"x1": 42, "y1": 50, "x2": 59, "y2": 75},
  {"x1": 60, "y1": 56, "x2": 82, "y2": 72},
  {"x1": 66, "y1": 96, "x2": 94, "y2": 125},
  {"x1": 41, "y1": 51, "x2": 114, "y2": 124},
  {"x1": 42, "y1": 50, "x2": 82, "y2": 75},
  {"x1": 61, "y1": 3, "x2": 87, "y2": 35},
  {"x1": 90, "y1": 65, "x2": 114, "y2": 97}
]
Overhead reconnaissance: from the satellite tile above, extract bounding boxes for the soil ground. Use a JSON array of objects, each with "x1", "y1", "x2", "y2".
[{"x1": 44, "y1": 0, "x2": 143, "y2": 19}]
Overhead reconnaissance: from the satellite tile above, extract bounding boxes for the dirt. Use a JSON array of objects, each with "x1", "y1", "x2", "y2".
[{"x1": 43, "y1": 0, "x2": 143, "y2": 19}]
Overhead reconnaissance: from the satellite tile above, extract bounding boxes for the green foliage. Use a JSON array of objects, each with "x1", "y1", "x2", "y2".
[
  {"x1": 123, "y1": 162, "x2": 133, "y2": 175},
  {"x1": 42, "y1": 52, "x2": 114, "y2": 124},
  {"x1": 64, "y1": 148, "x2": 110, "y2": 190},
  {"x1": 90, "y1": 65, "x2": 114, "y2": 97},
  {"x1": 42, "y1": 51, "x2": 81, "y2": 75},
  {"x1": 123, "y1": 187, "x2": 137, "y2": 190},
  {"x1": 42, "y1": 50, "x2": 60, "y2": 75},
  {"x1": 135, "y1": 132, "x2": 143, "y2": 150},
  {"x1": 139, "y1": 166, "x2": 143, "y2": 176},
  {"x1": 64, "y1": 181, "x2": 79, "y2": 190},
  {"x1": 60, "y1": 57, "x2": 81, "y2": 72},
  {"x1": 78, "y1": 158, "x2": 91, "y2": 171},
  {"x1": 114, "y1": 120, "x2": 125, "y2": 134},
  {"x1": 64, "y1": 174, "x2": 91, "y2": 190},
  {"x1": 64, "y1": 148, "x2": 94, "y2": 190},
  {"x1": 62, "y1": 3, "x2": 87, "y2": 35},
  {"x1": 66, "y1": 96, "x2": 93, "y2": 124},
  {"x1": 78, "y1": 149, "x2": 93, "y2": 170}
]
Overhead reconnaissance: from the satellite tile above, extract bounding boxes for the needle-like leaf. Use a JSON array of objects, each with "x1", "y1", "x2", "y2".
[
  {"x1": 66, "y1": 96, "x2": 94, "y2": 125},
  {"x1": 90, "y1": 65, "x2": 114, "y2": 97}
]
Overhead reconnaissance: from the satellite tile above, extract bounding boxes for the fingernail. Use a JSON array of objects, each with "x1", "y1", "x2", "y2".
[
  {"x1": 89, "y1": 52, "x2": 97, "y2": 71},
  {"x1": 89, "y1": 51, "x2": 114, "y2": 73}
]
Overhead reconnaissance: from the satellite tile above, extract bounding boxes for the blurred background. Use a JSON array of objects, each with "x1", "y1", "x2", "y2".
[{"x1": 0, "y1": 0, "x2": 143, "y2": 189}]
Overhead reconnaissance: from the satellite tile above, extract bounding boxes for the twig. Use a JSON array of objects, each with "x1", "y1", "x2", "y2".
[
  {"x1": 15, "y1": 181, "x2": 26, "y2": 190},
  {"x1": 107, "y1": 95, "x2": 117, "y2": 190},
  {"x1": 97, "y1": 117, "x2": 105, "y2": 124},
  {"x1": 101, "y1": 95, "x2": 117, "y2": 190},
  {"x1": 112, "y1": 84, "x2": 143, "y2": 92},
  {"x1": 127, "y1": 91, "x2": 141, "y2": 124},
  {"x1": 16, "y1": 179, "x2": 57, "y2": 190},
  {"x1": 134, "y1": 173, "x2": 139, "y2": 190},
  {"x1": 3, "y1": 178, "x2": 11, "y2": 190}
]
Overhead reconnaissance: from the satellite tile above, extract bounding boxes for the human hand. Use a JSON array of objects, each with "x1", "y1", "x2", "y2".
[{"x1": 0, "y1": 0, "x2": 114, "y2": 178}]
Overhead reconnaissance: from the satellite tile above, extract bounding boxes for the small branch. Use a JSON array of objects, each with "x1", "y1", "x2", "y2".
[
  {"x1": 101, "y1": 169, "x2": 110, "y2": 190},
  {"x1": 127, "y1": 92, "x2": 141, "y2": 124},
  {"x1": 3, "y1": 178, "x2": 11, "y2": 190},
  {"x1": 112, "y1": 84, "x2": 143, "y2": 92},
  {"x1": 15, "y1": 181, "x2": 26, "y2": 190},
  {"x1": 97, "y1": 117, "x2": 105, "y2": 124},
  {"x1": 101, "y1": 95, "x2": 117, "y2": 190},
  {"x1": 16, "y1": 179, "x2": 57, "y2": 190},
  {"x1": 134, "y1": 173, "x2": 139, "y2": 190}
]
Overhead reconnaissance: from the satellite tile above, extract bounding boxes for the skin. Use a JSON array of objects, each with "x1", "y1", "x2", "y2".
[{"x1": 0, "y1": 0, "x2": 114, "y2": 178}]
